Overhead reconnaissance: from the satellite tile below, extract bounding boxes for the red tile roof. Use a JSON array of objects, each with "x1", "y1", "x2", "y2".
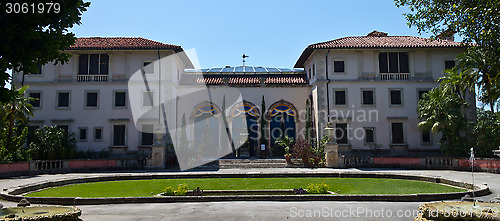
[
  {"x1": 67, "y1": 37, "x2": 183, "y2": 51},
  {"x1": 182, "y1": 74, "x2": 308, "y2": 86},
  {"x1": 294, "y1": 31, "x2": 465, "y2": 68},
  {"x1": 308, "y1": 36, "x2": 462, "y2": 50}
]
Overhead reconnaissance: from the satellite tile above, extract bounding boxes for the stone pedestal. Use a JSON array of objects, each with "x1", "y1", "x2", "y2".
[
  {"x1": 151, "y1": 145, "x2": 166, "y2": 168},
  {"x1": 325, "y1": 144, "x2": 340, "y2": 167},
  {"x1": 324, "y1": 125, "x2": 340, "y2": 168},
  {"x1": 150, "y1": 131, "x2": 166, "y2": 169}
]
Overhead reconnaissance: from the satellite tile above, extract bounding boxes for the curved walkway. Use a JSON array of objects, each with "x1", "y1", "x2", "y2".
[{"x1": 0, "y1": 168, "x2": 498, "y2": 221}]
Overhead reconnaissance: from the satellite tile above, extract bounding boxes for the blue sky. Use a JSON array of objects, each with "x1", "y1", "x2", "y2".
[{"x1": 69, "y1": 0, "x2": 437, "y2": 68}]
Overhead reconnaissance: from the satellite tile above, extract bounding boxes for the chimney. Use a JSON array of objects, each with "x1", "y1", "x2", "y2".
[
  {"x1": 367, "y1": 30, "x2": 388, "y2": 37},
  {"x1": 437, "y1": 29, "x2": 456, "y2": 41}
]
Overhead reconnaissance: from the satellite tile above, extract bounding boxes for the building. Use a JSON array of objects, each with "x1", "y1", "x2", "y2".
[
  {"x1": 295, "y1": 31, "x2": 465, "y2": 156},
  {"x1": 16, "y1": 31, "x2": 466, "y2": 162},
  {"x1": 16, "y1": 37, "x2": 189, "y2": 158}
]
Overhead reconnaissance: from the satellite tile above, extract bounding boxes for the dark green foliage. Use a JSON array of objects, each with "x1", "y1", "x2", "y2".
[
  {"x1": 260, "y1": 95, "x2": 267, "y2": 144},
  {"x1": 474, "y1": 109, "x2": 500, "y2": 158},
  {"x1": 418, "y1": 87, "x2": 470, "y2": 157},
  {"x1": 395, "y1": 0, "x2": 500, "y2": 54},
  {"x1": 453, "y1": 47, "x2": 500, "y2": 112},
  {"x1": 311, "y1": 135, "x2": 329, "y2": 159},
  {"x1": 0, "y1": 0, "x2": 90, "y2": 102},
  {"x1": 275, "y1": 135, "x2": 294, "y2": 155},
  {"x1": 0, "y1": 86, "x2": 33, "y2": 162},
  {"x1": 397, "y1": 0, "x2": 500, "y2": 113},
  {"x1": 305, "y1": 99, "x2": 313, "y2": 142},
  {"x1": 0, "y1": 122, "x2": 31, "y2": 163},
  {"x1": 419, "y1": 87, "x2": 500, "y2": 157},
  {"x1": 30, "y1": 126, "x2": 77, "y2": 160}
]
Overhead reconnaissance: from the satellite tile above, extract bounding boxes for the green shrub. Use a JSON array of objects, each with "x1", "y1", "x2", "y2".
[
  {"x1": 176, "y1": 183, "x2": 189, "y2": 195},
  {"x1": 29, "y1": 125, "x2": 76, "y2": 160},
  {"x1": 307, "y1": 182, "x2": 329, "y2": 194},
  {"x1": 162, "y1": 186, "x2": 175, "y2": 196},
  {"x1": 162, "y1": 183, "x2": 189, "y2": 196}
]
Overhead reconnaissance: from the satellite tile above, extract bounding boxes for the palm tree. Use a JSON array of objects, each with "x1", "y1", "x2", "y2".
[
  {"x1": 438, "y1": 69, "x2": 477, "y2": 122},
  {"x1": 275, "y1": 135, "x2": 294, "y2": 155},
  {"x1": 418, "y1": 87, "x2": 468, "y2": 156},
  {"x1": 439, "y1": 69, "x2": 473, "y2": 103},
  {"x1": 454, "y1": 47, "x2": 500, "y2": 112},
  {"x1": 2, "y1": 86, "x2": 34, "y2": 153}
]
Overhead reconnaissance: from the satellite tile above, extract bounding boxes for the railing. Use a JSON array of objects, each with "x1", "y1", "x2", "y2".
[
  {"x1": 77, "y1": 75, "x2": 108, "y2": 82},
  {"x1": 343, "y1": 155, "x2": 373, "y2": 167},
  {"x1": 359, "y1": 73, "x2": 433, "y2": 81},
  {"x1": 424, "y1": 157, "x2": 456, "y2": 168},
  {"x1": 379, "y1": 73, "x2": 410, "y2": 80},
  {"x1": 118, "y1": 158, "x2": 147, "y2": 167},
  {"x1": 32, "y1": 160, "x2": 65, "y2": 171}
]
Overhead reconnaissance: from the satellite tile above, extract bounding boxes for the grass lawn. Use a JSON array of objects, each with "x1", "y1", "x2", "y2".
[{"x1": 25, "y1": 178, "x2": 465, "y2": 198}]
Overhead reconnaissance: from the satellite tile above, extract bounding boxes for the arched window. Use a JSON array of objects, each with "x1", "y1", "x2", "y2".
[
  {"x1": 193, "y1": 103, "x2": 220, "y2": 155},
  {"x1": 269, "y1": 102, "x2": 296, "y2": 157},
  {"x1": 231, "y1": 103, "x2": 259, "y2": 118},
  {"x1": 194, "y1": 104, "x2": 220, "y2": 118},
  {"x1": 231, "y1": 102, "x2": 259, "y2": 157},
  {"x1": 269, "y1": 103, "x2": 296, "y2": 117}
]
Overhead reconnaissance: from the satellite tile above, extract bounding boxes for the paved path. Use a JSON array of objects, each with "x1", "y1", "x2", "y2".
[{"x1": 0, "y1": 168, "x2": 498, "y2": 220}]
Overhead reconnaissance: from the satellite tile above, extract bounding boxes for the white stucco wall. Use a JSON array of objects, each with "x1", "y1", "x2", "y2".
[
  {"x1": 304, "y1": 48, "x2": 464, "y2": 153},
  {"x1": 15, "y1": 49, "x2": 185, "y2": 153}
]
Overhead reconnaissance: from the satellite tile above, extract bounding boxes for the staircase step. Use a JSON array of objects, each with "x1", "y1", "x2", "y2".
[
  {"x1": 217, "y1": 158, "x2": 291, "y2": 169},
  {"x1": 219, "y1": 159, "x2": 286, "y2": 164}
]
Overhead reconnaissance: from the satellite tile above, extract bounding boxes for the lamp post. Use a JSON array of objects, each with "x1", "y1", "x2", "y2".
[
  {"x1": 324, "y1": 122, "x2": 339, "y2": 167},
  {"x1": 470, "y1": 147, "x2": 476, "y2": 206}
]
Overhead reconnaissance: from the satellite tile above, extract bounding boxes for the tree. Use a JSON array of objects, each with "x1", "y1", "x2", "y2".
[
  {"x1": 275, "y1": 135, "x2": 294, "y2": 155},
  {"x1": 260, "y1": 95, "x2": 267, "y2": 147},
  {"x1": 396, "y1": 0, "x2": 500, "y2": 112},
  {"x1": 395, "y1": 0, "x2": 500, "y2": 53},
  {"x1": 305, "y1": 99, "x2": 313, "y2": 142},
  {"x1": 30, "y1": 126, "x2": 76, "y2": 160},
  {"x1": 1, "y1": 86, "x2": 34, "y2": 161},
  {"x1": 0, "y1": 117, "x2": 30, "y2": 163},
  {"x1": 453, "y1": 47, "x2": 500, "y2": 112},
  {"x1": 398, "y1": 0, "x2": 500, "y2": 156},
  {"x1": 0, "y1": 0, "x2": 90, "y2": 103},
  {"x1": 474, "y1": 109, "x2": 500, "y2": 157},
  {"x1": 418, "y1": 87, "x2": 469, "y2": 156}
]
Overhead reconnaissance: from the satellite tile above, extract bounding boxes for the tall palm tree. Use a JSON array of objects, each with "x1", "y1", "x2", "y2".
[
  {"x1": 2, "y1": 86, "x2": 34, "y2": 152},
  {"x1": 438, "y1": 69, "x2": 477, "y2": 122},
  {"x1": 454, "y1": 47, "x2": 500, "y2": 112},
  {"x1": 439, "y1": 69, "x2": 474, "y2": 103},
  {"x1": 418, "y1": 87, "x2": 468, "y2": 156}
]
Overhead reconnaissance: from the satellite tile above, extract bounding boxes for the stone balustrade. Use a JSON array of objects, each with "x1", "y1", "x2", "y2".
[
  {"x1": 0, "y1": 156, "x2": 498, "y2": 177},
  {"x1": 77, "y1": 75, "x2": 108, "y2": 82},
  {"x1": 359, "y1": 73, "x2": 432, "y2": 81}
]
